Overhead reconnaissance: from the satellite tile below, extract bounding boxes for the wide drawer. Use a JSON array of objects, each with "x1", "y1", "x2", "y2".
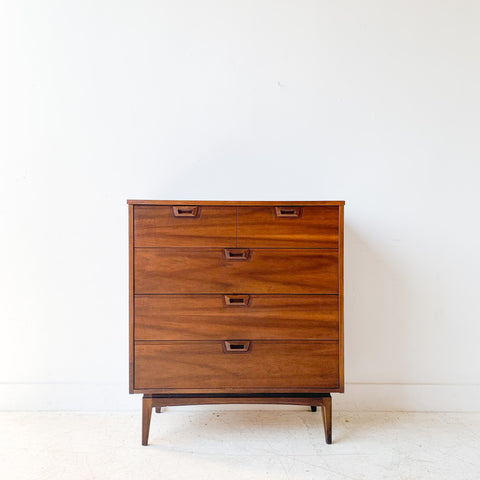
[
  {"x1": 134, "y1": 248, "x2": 339, "y2": 294},
  {"x1": 134, "y1": 205, "x2": 236, "y2": 247},
  {"x1": 135, "y1": 294, "x2": 339, "y2": 340},
  {"x1": 134, "y1": 341, "x2": 339, "y2": 391},
  {"x1": 237, "y1": 206, "x2": 339, "y2": 248}
]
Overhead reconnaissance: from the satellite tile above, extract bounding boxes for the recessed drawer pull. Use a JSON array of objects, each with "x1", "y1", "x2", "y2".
[
  {"x1": 172, "y1": 206, "x2": 199, "y2": 217},
  {"x1": 224, "y1": 248, "x2": 250, "y2": 260},
  {"x1": 224, "y1": 294, "x2": 250, "y2": 306},
  {"x1": 223, "y1": 340, "x2": 251, "y2": 353},
  {"x1": 275, "y1": 206, "x2": 302, "y2": 217}
]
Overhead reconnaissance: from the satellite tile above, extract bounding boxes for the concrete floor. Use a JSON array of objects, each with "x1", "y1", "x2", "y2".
[{"x1": 1, "y1": 408, "x2": 479, "y2": 479}]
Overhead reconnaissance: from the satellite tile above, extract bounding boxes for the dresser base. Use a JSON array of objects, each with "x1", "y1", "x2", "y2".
[{"x1": 141, "y1": 393, "x2": 332, "y2": 445}]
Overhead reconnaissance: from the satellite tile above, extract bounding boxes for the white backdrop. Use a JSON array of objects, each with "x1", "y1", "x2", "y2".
[{"x1": 1, "y1": 0, "x2": 479, "y2": 411}]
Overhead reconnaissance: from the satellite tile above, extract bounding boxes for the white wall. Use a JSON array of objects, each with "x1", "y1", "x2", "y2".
[{"x1": 1, "y1": 0, "x2": 479, "y2": 411}]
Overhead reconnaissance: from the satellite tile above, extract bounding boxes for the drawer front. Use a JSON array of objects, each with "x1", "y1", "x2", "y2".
[
  {"x1": 134, "y1": 205, "x2": 236, "y2": 247},
  {"x1": 135, "y1": 295, "x2": 339, "y2": 341},
  {"x1": 134, "y1": 248, "x2": 339, "y2": 294},
  {"x1": 237, "y1": 206, "x2": 339, "y2": 248},
  {"x1": 135, "y1": 341, "x2": 339, "y2": 390}
]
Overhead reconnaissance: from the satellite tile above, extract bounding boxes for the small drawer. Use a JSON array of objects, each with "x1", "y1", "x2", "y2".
[
  {"x1": 134, "y1": 341, "x2": 339, "y2": 391},
  {"x1": 134, "y1": 205, "x2": 236, "y2": 247},
  {"x1": 134, "y1": 248, "x2": 339, "y2": 294},
  {"x1": 237, "y1": 206, "x2": 339, "y2": 248},
  {"x1": 134, "y1": 294, "x2": 339, "y2": 340}
]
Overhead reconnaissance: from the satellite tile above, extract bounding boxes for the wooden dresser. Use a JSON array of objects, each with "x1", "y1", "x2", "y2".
[{"x1": 128, "y1": 200, "x2": 344, "y2": 445}]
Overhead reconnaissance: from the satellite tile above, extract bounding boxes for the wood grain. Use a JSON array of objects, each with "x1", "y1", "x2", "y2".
[
  {"x1": 135, "y1": 386, "x2": 342, "y2": 394},
  {"x1": 134, "y1": 248, "x2": 339, "y2": 294},
  {"x1": 134, "y1": 294, "x2": 339, "y2": 340},
  {"x1": 128, "y1": 200, "x2": 345, "y2": 206},
  {"x1": 135, "y1": 341, "x2": 339, "y2": 391},
  {"x1": 338, "y1": 205, "x2": 344, "y2": 392},
  {"x1": 147, "y1": 394, "x2": 331, "y2": 408},
  {"x1": 134, "y1": 206, "x2": 236, "y2": 247},
  {"x1": 237, "y1": 206, "x2": 339, "y2": 248},
  {"x1": 142, "y1": 395, "x2": 153, "y2": 445},
  {"x1": 321, "y1": 394, "x2": 332, "y2": 444},
  {"x1": 129, "y1": 205, "x2": 134, "y2": 393},
  {"x1": 128, "y1": 199, "x2": 345, "y2": 445}
]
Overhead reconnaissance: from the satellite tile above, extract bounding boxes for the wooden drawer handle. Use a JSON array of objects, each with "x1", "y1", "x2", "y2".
[
  {"x1": 224, "y1": 295, "x2": 250, "y2": 306},
  {"x1": 224, "y1": 248, "x2": 250, "y2": 260},
  {"x1": 172, "y1": 206, "x2": 199, "y2": 217},
  {"x1": 223, "y1": 340, "x2": 251, "y2": 353},
  {"x1": 275, "y1": 206, "x2": 302, "y2": 217}
]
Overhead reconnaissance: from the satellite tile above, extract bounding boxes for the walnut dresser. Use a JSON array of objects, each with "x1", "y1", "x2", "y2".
[{"x1": 128, "y1": 200, "x2": 345, "y2": 445}]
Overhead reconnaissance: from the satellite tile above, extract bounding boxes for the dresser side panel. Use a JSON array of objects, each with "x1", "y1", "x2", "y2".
[
  {"x1": 338, "y1": 204, "x2": 344, "y2": 392},
  {"x1": 129, "y1": 204, "x2": 135, "y2": 393}
]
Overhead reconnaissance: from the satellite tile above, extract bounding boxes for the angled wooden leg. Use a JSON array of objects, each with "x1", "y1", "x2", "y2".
[
  {"x1": 310, "y1": 406, "x2": 317, "y2": 412},
  {"x1": 320, "y1": 395, "x2": 332, "y2": 444},
  {"x1": 142, "y1": 395, "x2": 153, "y2": 446},
  {"x1": 155, "y1": 407, "x2": 162, "y2": 413}
]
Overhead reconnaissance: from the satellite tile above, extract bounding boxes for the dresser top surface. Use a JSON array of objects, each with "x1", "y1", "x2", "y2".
[{"x1": 127, "y1": 200, "x2": 345, "y2": 206}]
